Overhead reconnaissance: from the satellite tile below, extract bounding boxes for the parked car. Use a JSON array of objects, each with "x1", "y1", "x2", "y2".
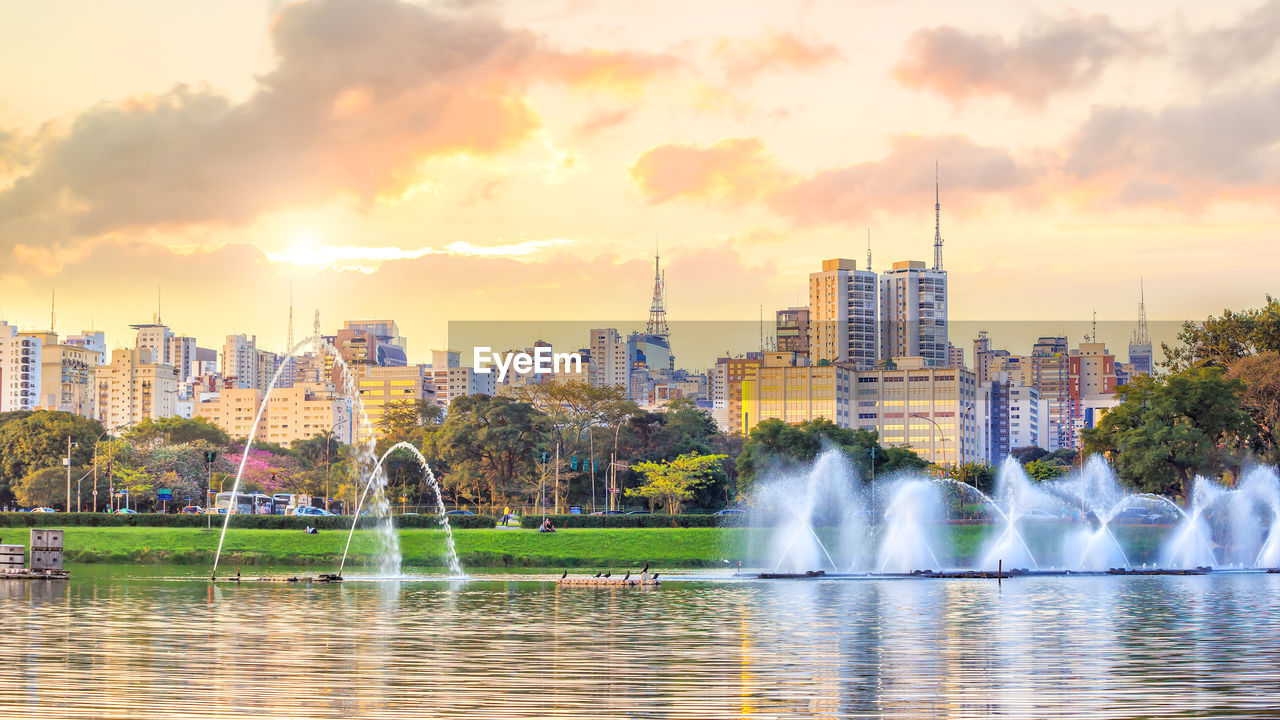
[
  {"x1": 33, "y1": 507, "x2": 57, "y2": 513},
  {"x1": 1111, "y1": 508, "x2": 1163, "y2": 524},
  {"x1": 444, "y1": 510, "x2": 475, "y2": 516},
  {"x1": 117, "y1": 508, "x2": 138, "y2": 514},
  {"x1": 590, "y1": 510, "x2": 623, "y2": 516},
  {"x1": 292, "y1": 506, "x2": 335, "y2": 517},
  {"x1": 625, "y1": 510, "x2": 651, "y2": 515},
  {"x1": 180, "y1": 506, "x2": 203, "y2": 514},
  {"x1": 1019, "y1": 509, "x2": 1058, "y2": 522},
  {"x1": 715, "y1": 508, "x2": 745, "y2": 516}
]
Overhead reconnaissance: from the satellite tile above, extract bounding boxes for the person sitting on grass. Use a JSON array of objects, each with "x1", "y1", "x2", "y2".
[{"x1": 539, "y1": 518, "x2": 556, "y2": 533}]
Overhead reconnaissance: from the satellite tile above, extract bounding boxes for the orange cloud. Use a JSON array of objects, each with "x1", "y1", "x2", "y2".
[
  {"x1": 535, "y1": 49, "x2": 685, "y2": 94},
  {"x1": 893, "y1": 14, "x2": 1146, "y2": 106},
  {"x1": 631, "y1": 135, "x2": 1037, "y2": 223},
  {"x1": 714, "y1": 32, "x2": 843, "y2": 83},
  {"x1": 629, "y1": 137, "x2": 790, "y2": 204}
]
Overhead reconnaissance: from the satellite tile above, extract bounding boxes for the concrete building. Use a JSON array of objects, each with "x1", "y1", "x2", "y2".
[
  {"x1": 775, "y1": 307, "x2": 810, "y2": 356},
  {"x1": 807, "y1": 259, "x2": 877, "y2": 369},
  {"x1": 255, "y1": 349, "x2": 280, "y2": 392},
  {"x1": 722, "y1": 354, "x2": 765, "y2": 435},
  {"x1": 195, "y1": 382, "x2": 351, "y2": 446},
  {"x1": 65, "y1": 330, "x2": 107, "y2": 365},
  {"x1": 93, "y1": 348, "x2": 179, "y2": 428},
  {"x1": 0, "y1": 321, "x2": 42, "y2": 412},
  {"x1": 1009, "y1": 383, "x2": 1049, "y2": 451},
  {"x1": 588, "y1": 328, "x2": 629, "y2": 389},
  {"x1": 357, "y1": 365, "x2": 436, "y2": 436},
  {"x1": 1070, "y1": 342, "x2": 1119, "y2": 447},
  {"x1": 168, "y1": 336, "x2": 197, "y2": 388},
  {"x1": 1031, "y1": 337, "x2": 1071, "y2": 451},
  {"x1": 427, "y1": 350, "x2": 494, "y2": 408},
  {"x1": 132, "y1": 322, "x2": 173, "y2": 366},
  {"x1": 851, "y1": 357, "x2": 980, "y2": 466},
  {"x1": 20, "y1": 332, "x2": 95, "y2": 416},
  {"x1": 222, "y1": 334, "x2": 259, "y2": 390},
  {"x1": 973, "y1": 331, "x2": 1010, "y2": 386},
  {"x1": 879, "y1": 260, "x2": 948, "y2": 368},
  {"x1": 342, "y1": 319, "x2": 407, "y2": 363},
  {"x1": 739, "y1": 352, "x2": 854, "y2": 430},
  {"x1": 982, "y1": 372, "x2": 1047, "y2": 461},
  {"x1": 947, "y1": 342, "x2": 965, "y2": 370}
]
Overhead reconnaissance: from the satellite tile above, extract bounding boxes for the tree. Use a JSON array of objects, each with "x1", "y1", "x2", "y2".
[
  {"x1": 1010, "y1": 446, "x2": 1049, "y2": 464},
  {"x1": 126, "y1": 416, "x2": 229, "y2": 446},
  {"x1": 12, "y1": 466, "x2": 92, "y2": 510},
  {"x1": 509, "y1": 380, "x2": 639, "y2": 446},
  {"x1": 378, "y1": 399, "x2": 442, "y2": 443},
  {"x1": 437, "y1": 395, "x2": 551, "y2": 505},
  {"x1": 626, "y1": 452, "x2": 727, "y2": 514},
  {"x1": 948, "y1": 462, "x2": 995, "y2": 495},
  {"x1": 0, "y1": 410, "x2": 104, "y2": 505},
  {"x1": 735, "y1": 418, "x2": 925, "y2": 494},
  {"x1": 1161, "y1": 296, "x2": 1280, "y2": 371},
  {"x1": 1024, "y1": 459, "x2": 1066, "y2": 482},
  {"x1": 1226, "y1": 351, "x2": 1280, "y2": 464},
  {"x1": 1083, "y1": 368, "x2": 1255, "y2": 497}
]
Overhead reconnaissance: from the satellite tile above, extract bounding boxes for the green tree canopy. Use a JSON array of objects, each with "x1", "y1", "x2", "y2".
[
  {"x1": 0, "y1": 410, "x2": 104, "y2": 504},
  {"x1": 1161, "y1": 295, "x2": 1280, "y2": 371},
  {"x1": 438, "y1": 394, "x2": 551, "y2": 505},
  {"x1": 626, "y1": 452, "x2": 727, "y2": 514},
  {"x1": 126, "y1": 416, "x2": 229, "y2": 446},
  {"x1": 1083, "y1": 368, "x2": 1255, "y2": 497},
  {"x1": 1226, "y1": 351, "x2": 1280, "y2": 465},
  {"x1": 735, "y1": 418, "x2": 926, "y2": 495}
]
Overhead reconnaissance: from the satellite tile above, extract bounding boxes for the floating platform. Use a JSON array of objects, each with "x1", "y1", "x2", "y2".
[
  {"x1": 558, "y1": 574, "x2": 660, "y2": 588},
  {"x1": 1, "y1": 568, "x2": 69, "y2": 580},
  {"x1": 1105, "y1": 567, "x2": 1212, "y2": 576},
  {"x1": 758, "y1": 570, "x2": 827, "y2": 579},
  {"x1": 211, "y1": 573, "x2": 343, "y2": 583},
  {"x1": 750, "y1": 566, "x2": 1227, "y2": 580}
]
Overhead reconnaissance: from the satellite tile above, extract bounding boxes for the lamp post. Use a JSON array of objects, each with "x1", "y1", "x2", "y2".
[
  {"x1": 910, "y1": 413, "x2": 948, "y2": 468},
  {"x1": 65, "y1": 437, "x2": 76, "y2": 513},
  {"x1": 92, "y1": 420, "x2": 139, "y2": 513},
  {"x1": 325, "y1": 419, "x2": 346, "y2": 513},
  {"x1": 587, "y1": 425, "x2": 596, "y2": 514},
  {"x1": 610, "y1": 415, "x2": 630, "y2": 512}
]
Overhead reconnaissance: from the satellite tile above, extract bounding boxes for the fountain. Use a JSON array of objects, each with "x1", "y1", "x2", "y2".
[
  {"x1": 210, "y1": 335, "x2": 400, "y2": 580},
  {"x1": 745, "y1": 448, "x2": 863, "y2": 574},
  {"x1": 738, "y1": 447, "x2": 1280, "y2": 578},
  {"x1": 339, "y1": 442, "x2": 462, "y2": 577}
]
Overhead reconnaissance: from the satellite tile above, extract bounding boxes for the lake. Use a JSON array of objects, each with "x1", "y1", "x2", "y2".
[{"x1": 2, "y1": 566, "x2": 1278, "y2": 718}]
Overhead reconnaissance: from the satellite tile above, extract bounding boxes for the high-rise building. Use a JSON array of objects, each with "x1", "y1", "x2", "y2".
[
  {"x1": 879, "y1": 260, "x2": 949, "y2": 368},
  {"x1": 588, "y1": 328, "x2": 629, "y2": 389},
  {"x1": 65, "y1": 330, "x2": 107, "y2": 365},
  {"x1": 222, "y1": 334, "x2": 258, "y2": 390},
  {"x1": 195, "y1": 382, "x2": 351, "y2": 446},
  {"x1": 973, "y1": 331, "x2": 1010, "y2": 386},
  {"x1": 723, "y1": 354, "x2": 765, "y2": 435},
  {"x1": 357, "y1": 365, "x2": 436, "y2": 436},
  {"x1": 851, "y1": 357, "x2": 980, "y2": 465},
  {"x1": 93, "y1": 348, "x2": 179, "y2": 428},
  {"x1": 168, "y1": 336, "x2": 197, "y2": 388},
  {"x1": 1031, "y1": 336, "x2": 1070, "y2": 450},
  {"x1": 808, "y1": 259, "x2": 877, "y2": 369},
  {"x1": 0, "y1": 321, "x2": 42, "y2": 412},
  {"x1": 341, "y1": 320, "x2": 408, "y2": 366},
  {"x1": 739, "y1": 351, "x2": 854, "y2": 430},
  {"x1": 20, "y1": 332, "x2": 95, "y2": 416},
  {"x1": 255, "y1": 349, "x2": 280, "y2": 392},
  {"x1": 132, "y1": 322, "x2": 174, "y2": 366},
  {"x1": 1070, "y1": 341, "x2": 1118, "y2": 447},
  {"x1": 1008, "y1": 382, "x2": 1047, "y2": 451},
  {"x1": 947, "y1": 342, "x2": 965, "y2": 369},
  {"x1": 775, "y1": 307, "x2": 811, "y2": 356},
  {"x1": 426, "y1": 350, "x2": 494, "y2": 407}
]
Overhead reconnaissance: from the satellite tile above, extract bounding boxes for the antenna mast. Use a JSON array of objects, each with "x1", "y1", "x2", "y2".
[{"x1": 932, "y1": 161, "x2": 944, "y2": 271}]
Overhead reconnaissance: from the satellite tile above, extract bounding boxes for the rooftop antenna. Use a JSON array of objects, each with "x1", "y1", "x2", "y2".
[
  {"x1": 646, "y1": 236, "x2": 670, "y2": 339},
  {"x1": 155, "y1": 285, "x2": 162, "y2": 325},
  {"x1": 759, "y1": 305, "x2": 764, "y2": 355},
  {"x1": 866, "y1": 228, "x2": 873, "y2": 271},
  {"x1": 932, "y1": 161, "x2": 944, "y2": 272},
  {"x1": 287, "y1": 282, "x2": 295, "y2": 352},
  {"x1": 1091, "y1": 310, "x2": 1098, "y2": 343},
  {"x1": 1133, "y1": 277, "x2": 1150, "y2": 344},
  {"x1": 50, "y1": 290, "x2": 55, "y2": 334}
]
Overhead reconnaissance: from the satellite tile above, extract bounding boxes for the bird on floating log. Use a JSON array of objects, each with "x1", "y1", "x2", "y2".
[
  {"x1": 593, "y1": 571, "x2": 601, "y2": 578},
  {"x1": 642, "y1": 563, "x2": 649, "y2": 573},
  {"x1": 652, "y1": 573, "x2": 660, "y2": 581},
  {"x1": 623, "y1": 572, "x2": 630, "y2": 581},
  {"x1": 603, "y1": 572, "x2": 611, "y2": 578},
  {"x1": 561, "y1": 570, "x2": 567, "y2": 579}
]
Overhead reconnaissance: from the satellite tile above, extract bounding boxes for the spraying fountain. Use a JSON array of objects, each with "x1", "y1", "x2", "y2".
[
  {"x1": 338, "y1": 442, "x2": 462, "y2": 577},
  {"x1": 210, "y1": 335, "x2": 400, "y2": 581},
  {"x1": 738, "y1": 446, "x2": 1280, "y2": 579}
]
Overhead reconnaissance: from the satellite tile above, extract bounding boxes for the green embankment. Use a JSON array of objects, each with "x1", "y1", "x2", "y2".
[{"x1": 0, "y1": 523, "x2": 1172, "y2": 569}]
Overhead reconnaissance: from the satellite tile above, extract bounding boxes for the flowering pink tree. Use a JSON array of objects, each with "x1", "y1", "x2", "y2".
[{"x1": 228, "y1": 446, "x2": 303, "y2": 494}]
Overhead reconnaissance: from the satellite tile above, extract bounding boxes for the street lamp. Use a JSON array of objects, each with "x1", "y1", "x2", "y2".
[
  {"x1": 910, "y1": 413, "x2": 948, "y2": 468},
  {"x1": 325, "y1": 418, "x2": 347, "y2": 513},
  {"x1": 93, "y1": 420, "x2": 139, "y2": 513},
  {"x1": 610, "y1": 414, "x2": 631, "y2": 513}
]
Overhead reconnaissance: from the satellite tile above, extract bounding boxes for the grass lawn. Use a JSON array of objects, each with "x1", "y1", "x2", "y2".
[{"x1": 2, "y1": 523, "x2": 1171, "y2": 569}]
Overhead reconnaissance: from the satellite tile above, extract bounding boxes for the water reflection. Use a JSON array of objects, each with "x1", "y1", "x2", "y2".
[{"x1": 1, "y1": 572, "x2": 1279, "y2": 718}]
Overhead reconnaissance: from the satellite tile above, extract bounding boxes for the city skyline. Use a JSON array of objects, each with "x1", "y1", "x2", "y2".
[{"x1": 2, "y1": 0, "x2": 1278, "y2": 357}]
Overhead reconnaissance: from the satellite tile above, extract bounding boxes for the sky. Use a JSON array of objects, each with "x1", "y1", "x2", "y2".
[{"x1": 0, "y1": 0, "x2": 1277, "y2": 364}]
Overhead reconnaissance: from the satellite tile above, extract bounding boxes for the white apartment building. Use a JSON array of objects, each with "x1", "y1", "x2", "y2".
[
  {"x1": 851, "y1": 357, "x2": 980, "y2": 465},
  {"x1": 879, "y1": 260, "x2": 949, "y2": 368},
  {"x1": 93, "y1": 348, "x2": 179, "y2": 428},
  {"x1": 195, "y1": 382, "x2": 352, "y2": 445},
  {"x1": 222, "y1": 334, "x2": 258, "y2": 390},
  {"x1": 589, "y1": 328, "x2": 630, "y2": 389},
  {"x1": 0, "y1": 321, "x2": 42, "y2": 412}
]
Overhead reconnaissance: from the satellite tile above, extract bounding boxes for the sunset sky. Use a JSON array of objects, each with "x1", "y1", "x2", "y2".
[{"x1": 1, "y1": 0, "x2": 1277, "y2": 363}]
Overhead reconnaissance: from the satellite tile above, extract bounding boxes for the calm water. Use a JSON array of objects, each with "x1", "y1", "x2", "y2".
[{"x1": 2, "y1": 567, "x2": 1280, "y2": 719}]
